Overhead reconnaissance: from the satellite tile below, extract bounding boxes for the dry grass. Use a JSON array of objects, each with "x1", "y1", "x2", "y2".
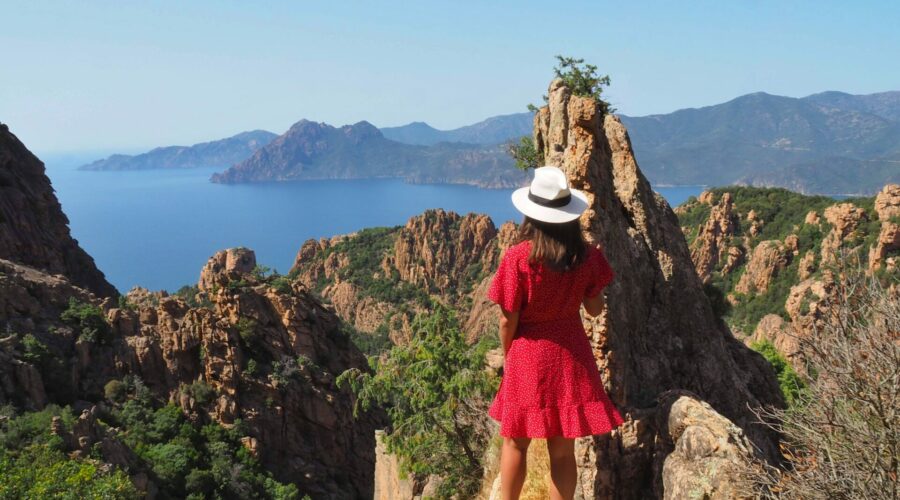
[
  {"x1": 520, "y1": 439, "x2": 552, "y2": 500},
  {"x1": 475, "y1": 437, "x2": 557, "y2": 499}
]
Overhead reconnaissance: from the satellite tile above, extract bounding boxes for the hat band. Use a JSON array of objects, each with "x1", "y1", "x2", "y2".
[{"x1": 528, "y1": 190, "x2": 571, "y2": 208}]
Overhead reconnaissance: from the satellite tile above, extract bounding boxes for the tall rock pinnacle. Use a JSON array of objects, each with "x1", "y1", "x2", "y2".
[{"x1": 533, "y1": 79, "x2": 782, "y2": 497}]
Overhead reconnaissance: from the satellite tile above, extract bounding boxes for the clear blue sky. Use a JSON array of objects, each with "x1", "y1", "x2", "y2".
[{"x1": 2, "y1": 0, "x2": 898, "y2": 153}]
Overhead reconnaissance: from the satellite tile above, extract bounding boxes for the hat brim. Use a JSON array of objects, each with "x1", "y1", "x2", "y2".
[{"x1": 511, "y1": 187, "x2": 590, "y2": 223}]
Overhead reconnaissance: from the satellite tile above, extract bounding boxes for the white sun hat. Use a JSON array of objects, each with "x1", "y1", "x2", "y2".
[{"x1": 511, "y1": 165, "x2": 590, "y2": 223}]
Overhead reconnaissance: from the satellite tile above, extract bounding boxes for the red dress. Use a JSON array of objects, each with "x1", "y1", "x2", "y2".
[{"x1": 486, "y1": 240, "x2": 624, "y2": 438}]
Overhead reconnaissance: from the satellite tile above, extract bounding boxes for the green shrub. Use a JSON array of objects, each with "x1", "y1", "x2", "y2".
[
  {"x1": 0, "y1": 444, "x2": 139, "y2": 499},
  {"x1": 61, "y1": 297, "x2": 110, "y2": 344},
  {"x1": 528, "y1": 55, "x2": 614, "y2": 116},
  {"x1": 506, "y1": 136, "x2": 541, "y2": 171},
  {"x1": 270, "y1": 275, "x2": 293, "y2": 294},
  {"x1": 104, "y1": 380, "x2": 127, "y2": 403},
  {"x1": 174, "y1": 285, "x2": 207, "y2": 308},
  {"x1": 20, "y1": 334, "x2": 49, "y2": 365},
  {"x1": 337, "y1": 305, "x2": 499, "y2": 498},
  {"x1": 235, "y1": 317, "x2": 258, "y2": 347},
  {"x1": 183, "y1": 381, "x2": 216, "y2": 406},
  {"x1": 750, "y1": 340, "x2": 805, "y2": 405}
]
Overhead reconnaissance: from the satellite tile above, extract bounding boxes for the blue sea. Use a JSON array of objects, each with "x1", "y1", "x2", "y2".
[{"x1": 43, "y1": 157, "x2": 705, "y2": 293}]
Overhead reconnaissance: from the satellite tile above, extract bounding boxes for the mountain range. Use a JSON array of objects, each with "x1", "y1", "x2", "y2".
[{"x1": 81, "y1": 90, "x2": 900, "y2": 195}]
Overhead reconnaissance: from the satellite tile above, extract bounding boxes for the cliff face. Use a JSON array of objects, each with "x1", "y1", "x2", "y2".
[
  {"x1": 0, "y1": 123, "x2": 117, "y2": 297},
  {"x1": 531, "y1": 79, "x2": 783, "y2": 498}
]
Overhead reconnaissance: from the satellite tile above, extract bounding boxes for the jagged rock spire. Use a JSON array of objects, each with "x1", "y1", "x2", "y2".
[{"x1": 533, "y1": 79, "x2": 782, "y2": 498}]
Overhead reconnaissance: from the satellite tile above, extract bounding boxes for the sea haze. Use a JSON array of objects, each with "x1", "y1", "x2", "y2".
[{"x1": 45, "y1": 159, "x2": 705, "y2": 293}]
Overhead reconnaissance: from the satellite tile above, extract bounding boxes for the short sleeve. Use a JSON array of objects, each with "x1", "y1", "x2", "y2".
[
  {"x1": 487, "y1": 249, "x2": 524, "y2": 313},
  {"x1": 584, "y1": 247, "x2": 615, "y2": 298}
]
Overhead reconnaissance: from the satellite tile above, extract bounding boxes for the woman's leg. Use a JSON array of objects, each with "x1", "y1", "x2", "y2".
[
  {"x1": 547, "y1": 436, "x2": 577, "y2": 500},
  {"x1": 500, "y1": 436, "x2": 531, "y2": 500}
]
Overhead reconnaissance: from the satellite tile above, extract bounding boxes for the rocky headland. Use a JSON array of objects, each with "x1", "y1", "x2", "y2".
[
  {"x1": 210, "y1": 119, "x2": 529, "y2": 189},
  {"x1": 80, "y1": 130, "x2": 277, "y2": 171}
]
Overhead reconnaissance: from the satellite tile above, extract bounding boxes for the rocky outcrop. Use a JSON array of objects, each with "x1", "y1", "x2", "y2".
[
  {"x1": 0, "y1": 123, "x2": 116, "y2": 297},
  {"x1": 735, "y1": 240, "x2": 792, "y2": 295},
  {"x1": 387, "y1": 209, "x2": 497, "y2": 291},
  {"x1": 374, "y1": 430, "x2": 416, "y2": 500},
  {"x1": 820, "y1": 202, "x2": 868, "y2": 265},
  {"x1": 291, "y1": 209, "x2": 507, "y2": 343},
  {"x1": 198, "y1": 247, "x2": 258, "y2": 291},
  {"x1": 869, "y1": 184, "x2": 900, "y2": 272},
  {"x1": 874, "y1": 183, "x2": 900, "y2": 220},
  {"x1": 690, "y1": 192, "x2": 740, "y2": 282},
  {"x1": 0, "y1": 248, "x2": 383, "y2": 498},
  {"x1": 658, "y1": 394, "x2": 756, "y2": 500},
  {"x1": 531, "y1": 79, "x2": 782, "y2": 498}
]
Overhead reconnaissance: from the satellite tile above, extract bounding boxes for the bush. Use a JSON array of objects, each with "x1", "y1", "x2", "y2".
[
  {"x1": 529, "y1": 55, "x2": 614, "y2": 117},
  {"x1": 104, "y1": 380, "x2": 127, "y2": 403},
  {"x1": 0, "y1": 444, "x2": 139, "y2": 498},
  {"x1": 183, "y1": 381, "x2": 216, "y2": 406},
  {"x1": 174, "y1": 285, "x2": 211, "y2": 308},
  {"x1": 235, "y1": 317, "x2": 258, "y2": 347},
  {"x1": 244, "y1": 358, "x2": 259, "y2": 377},
  {"x1": 61, "y1": 297, "x2": 110, "y2": 344},
  {"x1": 746, "y1": 262, "x2": 899, "y2": 498},
  {"x1": 20, "y1": 333, "x2": 49, "y2": 365},
  {"x1": 270, "y1": 358, "x2": 301, "y2": 388},
  {"x1": 337, "y1": 305, "x2": 499, "y2": 497},
  {"x1": 506, "y1": 136, "x2": 540, "y2": 171},
  {"x1": 749, "y1": 340, "x2": 805, "y2": 405}
]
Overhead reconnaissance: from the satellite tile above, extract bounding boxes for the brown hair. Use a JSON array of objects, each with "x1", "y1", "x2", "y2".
[{"x1": 515, "y1": 216, "x2": 587, "y2": 272}]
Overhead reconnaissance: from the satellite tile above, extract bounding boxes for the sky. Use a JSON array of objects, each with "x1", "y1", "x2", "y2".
[{"x1": 2, "y1": 0, "x2": 898, "y2": 154}]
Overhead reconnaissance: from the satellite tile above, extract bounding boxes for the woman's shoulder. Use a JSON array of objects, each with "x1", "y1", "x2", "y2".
[{"x1": 504, "y1": 240, "x2": 531, "y2": 259}]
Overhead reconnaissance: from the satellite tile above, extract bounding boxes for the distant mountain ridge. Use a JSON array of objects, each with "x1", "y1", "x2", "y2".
[
  {"x1": 81, "y1": 89, "x2": 899, "y2": 194},
  {"x1": 380, "y1": 113, "x2": 533, "y2": 145},
  {"x1": 79, "y1": 130, "x2": 277, "y2": 170},
  {"x1": 619, "y1": 90, "x2": 900, "y2": 194},
  {"x1": 210, "y1": 119, "x2": 528, "y2": 188}
]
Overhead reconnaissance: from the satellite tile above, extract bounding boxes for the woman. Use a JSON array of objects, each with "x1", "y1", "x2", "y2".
[{"x1": 486, "y1": 166, "x2": 623, "y2": 500}]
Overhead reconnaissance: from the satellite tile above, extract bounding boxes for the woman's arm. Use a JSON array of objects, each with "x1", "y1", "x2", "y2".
[
  {"x1": 583, "y1": 291, "x2": 606, "y2": 317},
  {"x1": 498, "y1": 308, "x2": 520, "y2": 355}
]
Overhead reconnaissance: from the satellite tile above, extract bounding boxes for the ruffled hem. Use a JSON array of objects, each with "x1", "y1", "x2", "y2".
[{"x1": 488, "y1": 398, "x2": 624, "y2": 438}]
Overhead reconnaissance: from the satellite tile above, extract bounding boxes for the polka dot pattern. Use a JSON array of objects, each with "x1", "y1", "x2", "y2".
[{"x1": 486, "y1": 240, "x2": 624, "y2": 438}]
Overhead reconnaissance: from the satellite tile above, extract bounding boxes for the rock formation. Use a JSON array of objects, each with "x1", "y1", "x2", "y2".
[
  {"x1": 529, "y1": 79, "x2": 782, "y2": 498},
  {"x1": 734, "y1": 240, "x2": 793, "y2": 295},
  {"x1": 0, "y1": 123, "x2": 116, "y2": 297},
  {"x1": 291, "y1": 209, "x2": 510, "y2": 344},
  {"x1": 869, "y1": 184, "x2": 900, "y2": 272},
  {"x1": 690, "y1": 192, "x2": 740, "y2": 282},
  {"x1": 1, "y1": 247, "x2": 383, "y2": 498},
  {"x1": 820, "y1": 202, "x2": 868, "y2": 265}
]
